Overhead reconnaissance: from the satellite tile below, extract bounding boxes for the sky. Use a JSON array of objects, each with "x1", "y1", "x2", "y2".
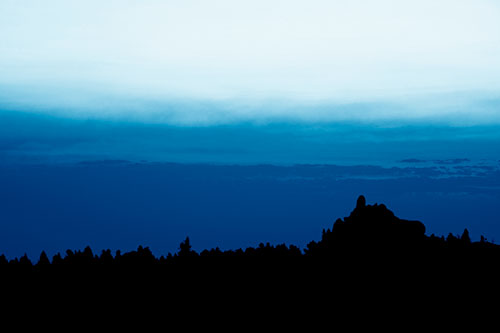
[
  {"x1": 1, "y1": 1, "x2": 500, "y2": 259},
  {"x1": 1, "y1": 0, "x2": 500, "y2": 124},
  {"x1": 2, "y1": 161, "x2": 500, "y2": 259}
]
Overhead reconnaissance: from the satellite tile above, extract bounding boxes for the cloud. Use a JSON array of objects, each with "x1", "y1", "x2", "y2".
[
  {"x1": 2, "y1": 83, "x2": 500, "y2": 126},
  {"x1": 1, "y1": 110, "x2": 500, "y2": 167},
  {"x1": 1, "y1": 0, "x2": 500, "y2": 107}
]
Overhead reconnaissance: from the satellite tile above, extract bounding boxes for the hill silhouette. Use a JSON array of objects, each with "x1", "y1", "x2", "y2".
[
  {"x1": 1, "y1": 195, "x2": 498, "y2": 272},
  {"x1": 2, "y1": 195, "x2": 500, "y2": 309}
]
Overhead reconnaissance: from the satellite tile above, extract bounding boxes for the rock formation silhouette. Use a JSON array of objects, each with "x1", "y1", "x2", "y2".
[
  {"x1": 1, "y1": 195, "x2": 499, "y2": 296},
  {"x1": 334, "y1": 195, "x2": 426, "y2": 247}
]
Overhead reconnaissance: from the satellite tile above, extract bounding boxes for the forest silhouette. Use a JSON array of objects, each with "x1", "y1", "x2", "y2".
[{"x1": 2, "y1": 195, "x2": 500, "y2": 303}]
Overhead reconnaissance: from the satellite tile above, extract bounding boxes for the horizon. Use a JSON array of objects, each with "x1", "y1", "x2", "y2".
[{"x1": 1, "y1": 1, "x2": 499, "y2": 260}]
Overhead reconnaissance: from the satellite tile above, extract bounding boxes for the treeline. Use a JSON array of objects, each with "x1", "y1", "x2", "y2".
[
  {"x1": 0, "y1": 237, "x2": 304, "y2": 272},
  {"x1": 1, "y1": 229, "x2": 497, "y2": 272},
  {"x1": 2, "y1": 196, "x2": 500, "y2": 280},
  {"x1": 2, "y1": 196, "x2": 497, "y2": 320}
]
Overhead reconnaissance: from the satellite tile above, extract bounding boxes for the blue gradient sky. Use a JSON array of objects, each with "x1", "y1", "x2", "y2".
[{"x1": 1, "y1": 1, "x2": 500, "y2": 259}]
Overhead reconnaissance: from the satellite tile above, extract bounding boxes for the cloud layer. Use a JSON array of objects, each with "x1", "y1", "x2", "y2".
[{"x1": 1, "y1": 1, "x2": 500, "y2": 124}]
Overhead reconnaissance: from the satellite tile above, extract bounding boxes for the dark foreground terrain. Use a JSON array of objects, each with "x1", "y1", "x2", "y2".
[
  {"x1": 3, "y1": 196, "x2": 500, "y2": 281},
  {"x1": 2, "y1": 195, "x2": 500, "y2": 320}
]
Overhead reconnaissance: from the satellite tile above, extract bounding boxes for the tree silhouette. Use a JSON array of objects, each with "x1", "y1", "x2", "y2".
[
  {"x1": 461, "y1": 229, "x2": 471, "y2": 244},
  {"x1": 179, "y1": 237, "x2": 196, "y2": 257},
  {"x1": 37, "y1": 251, "x2": 50, "y2": 266}
]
